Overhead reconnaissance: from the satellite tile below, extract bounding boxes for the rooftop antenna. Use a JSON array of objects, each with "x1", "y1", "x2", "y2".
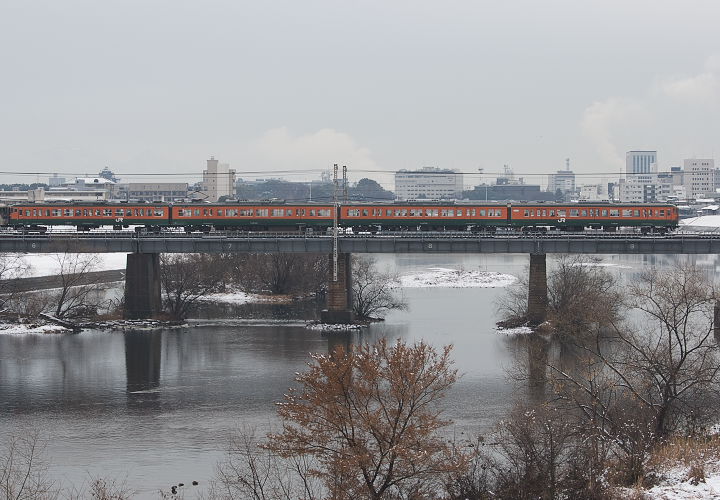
[
  {"x1": 565, "y1": 158, "x2": 570, "y2": 170},
  {"x1": 342, "y1": 165, "x2": 348, "y2": 201}
]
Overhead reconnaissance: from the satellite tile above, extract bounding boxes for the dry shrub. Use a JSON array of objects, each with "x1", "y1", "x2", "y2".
[{"x1": 646, "y1": 435, "x2": 720, "y2": 468}]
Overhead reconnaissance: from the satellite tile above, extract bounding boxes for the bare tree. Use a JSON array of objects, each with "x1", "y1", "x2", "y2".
[
  {"x1": 48, "y1": 253, "x2": 108, "y2": 318},
  {"x1": 0, "y1": 254, "x2": 29, "y2": 308},
  {"x1": 262, "y1": 339, "x2": 466, "y2": 499},
  {"x1": 225, "y1": 253, "x2": 327, "y2": 296},
  {"x1": 160, "y1": 254, "x2": 226, "y2": 320},
  {"x1": 0, "y1": 429, "x2": 58, "y2": 500},
  {"x1": 212, "y1": 430, "x2": 323, "y2": 500},
  {"x1": 498, "y1": 256, "x2": 622, "y2": 334},
  {"x1": 351, "y1": 256, "x2": 406, "y2": 321}
]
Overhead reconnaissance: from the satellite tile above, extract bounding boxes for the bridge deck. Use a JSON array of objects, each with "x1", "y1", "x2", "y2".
[{"x1": 1, "y1": 231, "x2": 719, "y2": 254}]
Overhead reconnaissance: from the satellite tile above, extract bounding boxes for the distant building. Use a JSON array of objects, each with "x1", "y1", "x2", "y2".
[
  {"x1": 683, "y1": 158, "x2": 716, "y2": 199},
  {"x1": 394, "y1": 167, "x2": 463, "y2": 200},
  {"x1": 465, "y1": 183, "x2": 554, "y2": 201},
  {"x1": 200, "y1": 157, "x2": 236, "y2": 202},
  {"x1": 578, "y1": 183, "x2": 610, "y2": 202},
  {"x1": 68, "y1": 177, "x2": 116, "y2": 191},
  {"x1": 114, "y1": 183, "x2": 189, "y2": 202},
  {"x1": 626, "y1": 150, "x2": 657, "y2": 176},
  {"x1": 48, "y1": 174, "x2": 66, "y2": 187},
  {"x1": 0, "y1": 188, "x2": 109, "y2": 202},
  {"x1": 98, "y1": 167, "x2": 120, "y2": 183},
  {"x1": 547, "y1": 170, "x2": 576, "y2": 196}
]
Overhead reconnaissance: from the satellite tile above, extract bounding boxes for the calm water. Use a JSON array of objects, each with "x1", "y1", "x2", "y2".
[{"x1": 0, "y1": 253, "x2": 709, "y2": 498}]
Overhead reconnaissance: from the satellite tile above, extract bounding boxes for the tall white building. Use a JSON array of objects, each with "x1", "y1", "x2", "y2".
[
  {"x1": 626, "y1": 151, "x2": 657, "y2": 176},
  {"x1": 394, "y1": 167, "x2": 463, "y2": 200},
  {"x1": 200, "y1": 156, "x2": 236, "y2": 202},
  {"x1": 683, "y1": 158, "x2": 715, "y2": 199}
]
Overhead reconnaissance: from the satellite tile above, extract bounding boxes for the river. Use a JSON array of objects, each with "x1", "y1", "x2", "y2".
[{"x1": 0, "y1": 252, "x2": 708, "y2": 498}]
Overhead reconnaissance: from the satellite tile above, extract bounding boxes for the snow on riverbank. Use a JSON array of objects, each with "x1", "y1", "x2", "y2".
[
  {"x1": 0, "y1": 323, "x2": 70, "y2": 334},
  {"x1": 399, "y1": 267, "x2": 516, "y2": 288},
  {"x1": 196, "y1": 289, "x2": 297, "y2": 305}
]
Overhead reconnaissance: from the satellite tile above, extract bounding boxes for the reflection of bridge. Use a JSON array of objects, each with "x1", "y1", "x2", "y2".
[{"x1": 3, "y1": 231, "x2": 718, "y2": 323}]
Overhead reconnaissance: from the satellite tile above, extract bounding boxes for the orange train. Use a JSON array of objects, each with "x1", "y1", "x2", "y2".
[{"x1": 3, "y1": 201, "x2": 679, "y2": 233}]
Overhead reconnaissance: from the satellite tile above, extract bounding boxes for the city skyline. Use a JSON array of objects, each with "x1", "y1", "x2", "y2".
[{"x1": 1, "y1": 1, "x2": 719, "y2": 189}]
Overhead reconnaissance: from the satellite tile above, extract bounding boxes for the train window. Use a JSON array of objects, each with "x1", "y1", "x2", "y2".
[
  {"x1": 310, "y1": 210, "x2": 316, "y2": 216},
  {"x1": 659, "y1": 209, "x2": 665, "y2": 217},
  {"x1": 74, "y1": 209, "x2": 80, "y2": 216},
  {"x1": 63, "y1": 209, "x2": 71, "y2": 216},
  {"x1": 209, "y1": 209, "x2": 213, "y2": 216},
  {"x1": 239, "y1": 209, "x2": 251, "y2": 216},
  {"x1": 115, "y1": 209, "x2": 123, "y2": 216},
  {"x1": 457, "y1": 210, "x2": 462, "y2": 216},
  {"x1": 194, "y1": 209, "x2": 200, "y2": 216},
  {"x1": 154, "y1": 209, "x2": 163, "y2": 216},
  {"x1": 363, "y1": 209, "x2": 369, "y2": 216},
  {"x1": 581, "y1": 210, "x2": 587, "y2": 217},
  {"x1": 83, "y1": 209, "x2": 89, "y2": 216},
  {"x1": 441, "y1": 209, "x2": 448, "y2": 216},
  {"x1": 319, "y1": 209, "x2": 331, "y2": 217},
  {"x1": 610, "y1": 210, "x2": 619, "y2": 217},
  {"x1": 550, "y1": 210, "x2": 555, "y2": 216},
  {"x1": 558, "y1": 210, "x2": 566, "y2": 217},
  {"x1": 471, "y1": 209, "x2": 476, "y2": 216},
  {"x1": 256, "y1": 209, "x2": 269, "y2": 217},
  {"x1": 103, "y1": 209, "x2": 111, "y2": 216},
  {"x1": 479, "y1": 209, "x2": 486, "y2": 216},
  {"x1": 348, "y1": 209, "x2": 360, "y2": 216},
  {"x1": 524, "y1": 210, "x2": 529, "y2": 216},
  {"x1": 272, "y1": 209, "x2": 284, "y2": 216},
  {"x1": 634, "y1": 210, "x2": 640, "y2": 217},
  {"x1": 622, "y1": 209, "x2": 632, "y2": 217},
  {"x1": 52, "y1": 209, "x2": 61, "y2": 217},
  {"x1": 203, "y1": 209, "x2": 208, "y2": 216},
  {"x1": 287, "y1": 210, "x2": 293, "y2": 216},
  {"x1": 31, "y1": 209, "x2": 36, "y2": 216},
  {"x1": 448, "y1": 209, "x2": 454, "y2": 217},
  {"x1": 570, "y1": 209, "x2": 578, "y2": 217}
]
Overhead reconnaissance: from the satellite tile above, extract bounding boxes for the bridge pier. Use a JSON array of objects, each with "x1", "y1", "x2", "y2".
[
  {"x1": 527, "y1": 253, "x2": 548, "y2": 326},
  {"x1": 124, "y1": 253, "x2": 162, "y2": 319},
  {"x1": 320, "y1": 252, "x2": 355, "y2": 324}
]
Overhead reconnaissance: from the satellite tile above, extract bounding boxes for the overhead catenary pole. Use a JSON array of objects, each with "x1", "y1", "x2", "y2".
[
  {"x1": 343, "y1": 165, "x2": 348, "y2": 202},
  {"x1": 333, "y1": 164, "x2": 339, "y2": 282}
]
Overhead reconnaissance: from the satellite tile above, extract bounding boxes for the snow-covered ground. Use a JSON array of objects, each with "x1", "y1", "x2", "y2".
[
  {"x1": 495, "y1": 325, "x2": 534, "y2": 335},
  {"x1": 619, "y1": 462, "x2": 720, "y2": 499},
  {"x1": 196, "y1": 290, "x2": 282, "y2": 305},
  {"x1": 399, "y1": 267, "x2": 516, "y2": 288},
  {"x1": 0, "y1": 323, "x2": 70, "y2": 335}
]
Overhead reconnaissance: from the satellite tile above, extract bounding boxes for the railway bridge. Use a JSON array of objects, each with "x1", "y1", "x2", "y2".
[{"x1": 1, "y1": 230, "x2": 718, "y2": 323}]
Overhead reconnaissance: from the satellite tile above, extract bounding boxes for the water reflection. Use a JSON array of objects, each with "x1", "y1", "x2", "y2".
[{"x1": 125, "y1": 331, "x2": 162, "y2": 408}]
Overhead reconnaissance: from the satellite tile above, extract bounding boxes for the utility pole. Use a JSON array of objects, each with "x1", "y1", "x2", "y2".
[
  {"x1": 332, "y1": 164, "x2": 339, "y2": 282},
  {"x1": 342, "y1": 165, "x2": 348, "y2": 202}
]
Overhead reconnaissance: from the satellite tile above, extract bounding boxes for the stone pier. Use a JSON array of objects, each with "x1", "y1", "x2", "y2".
[
  {"x1": 320, "y1": 252, "x2": 354, "y2": 324},
  {"x1": 124, "y1": 253, "x2": 162, "y2": 319},
  {"x1": 527, "y1": 253, "x2": 548, "y2": 326}
]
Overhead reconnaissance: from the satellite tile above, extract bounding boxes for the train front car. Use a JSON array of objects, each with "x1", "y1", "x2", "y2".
[
  {"x1": 510, "y1": 202, "x2": 679, "y2": 233},
  {"x1": 8, "y1": 202, "x2": 172, "y2": 232},
  {"x1": 339, "y1": 202, "x2": 510, "y2": 232},
  {"x1": 170, "y1": 202, "x2": 335, "y2": 233}
]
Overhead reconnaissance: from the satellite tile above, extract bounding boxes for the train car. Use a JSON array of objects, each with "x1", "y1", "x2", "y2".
[
  {"x1": 170, "y1": 202, "x2": 336, "y2": 232},
  {"x1": 7, "y1": 202, "x2": 171, "y2": 231},
  {"x1": 339, "y1": 202, "x2": 509, "y2": 231},
  {"x1": 509, "y1": 202, "x2": 678, "y2": 232}
]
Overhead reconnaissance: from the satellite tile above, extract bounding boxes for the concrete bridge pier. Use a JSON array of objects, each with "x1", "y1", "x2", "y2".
[
  {"x1": 320, "y1": 252, "x2": 354, "y2": 324},
  {"x1": 527, "y1": 253, "x2": 548, "y2": 326},
  {"x1": 714, "y1": 301, "x2": 720, "y2": 339},
  {"x1": 124, "y1": 253, "x2": 162, "y2": 319}
]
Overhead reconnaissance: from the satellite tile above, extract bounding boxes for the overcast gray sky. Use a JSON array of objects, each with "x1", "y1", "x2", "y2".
[{"x1": 1, "y1": 0, "x2": 719, "y2": 188}]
